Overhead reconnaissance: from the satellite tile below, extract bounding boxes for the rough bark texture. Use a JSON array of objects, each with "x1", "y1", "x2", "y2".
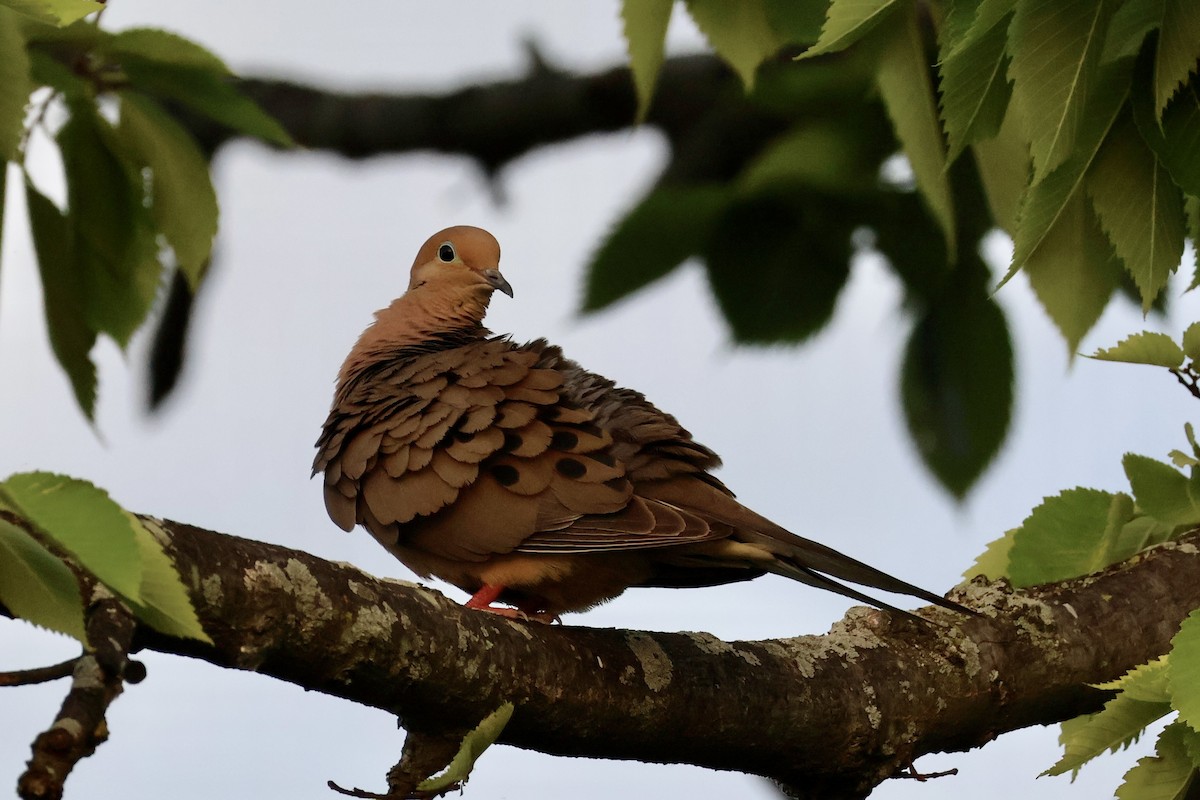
[
  {"x1": 17, "y1": 594, "x2": 137, "y2": 800},
  {"x1": 69, "y1": 516, "x2": 1197, "y2": 798}
]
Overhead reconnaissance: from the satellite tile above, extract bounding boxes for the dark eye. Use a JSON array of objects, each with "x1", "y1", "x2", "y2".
[{"x1": 438, "y1": 243, "x2": 456, "y2": 262}]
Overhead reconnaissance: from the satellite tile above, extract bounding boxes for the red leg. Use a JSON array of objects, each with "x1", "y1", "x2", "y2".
[
  {"x1": 465, "y1": 584, "x2": 506, "y2": 609},
  {"x1": 463, "y1": 585, "x2": 557, "y2": 623}
]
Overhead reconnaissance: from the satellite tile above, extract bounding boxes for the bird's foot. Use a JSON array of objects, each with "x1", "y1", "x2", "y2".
[{"x1": 464, "y1": 585, "x2": 560, "y2": 624}]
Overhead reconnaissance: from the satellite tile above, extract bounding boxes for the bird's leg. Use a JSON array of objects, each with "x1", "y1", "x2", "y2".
[
  {"x1": 465, "y1": 583, "x2": 505, "y2": 608},
  {"x1": 464, "y1": 584, "x2": 526, "y2": 619},
  {"x1": 463, "y1": 585, "x2": 558, "y2": 624}
]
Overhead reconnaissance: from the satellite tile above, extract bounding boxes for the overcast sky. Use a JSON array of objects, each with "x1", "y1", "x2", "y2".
[{"x1": 3, "y1": 3, "x2": 1198, "y2": 799}]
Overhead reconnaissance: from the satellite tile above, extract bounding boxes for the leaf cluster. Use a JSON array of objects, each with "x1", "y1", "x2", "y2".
[
  {"x1": 602, "y1": 0, "x2": 1200, "y2": 498},
  {"x1": 0, "y1": 3, "x2": 291, "y2": 419},
  {"x1": 0, "y1": 471, "x2": 208, "y2": 644},
  {"x1": 967, "y1": 381, "x2": 1200, "y2": 798}
]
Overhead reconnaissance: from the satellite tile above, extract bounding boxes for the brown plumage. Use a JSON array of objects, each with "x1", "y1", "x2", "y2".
[{"x1": 314, "y1": 225, "x2": 965, "y2": 621}]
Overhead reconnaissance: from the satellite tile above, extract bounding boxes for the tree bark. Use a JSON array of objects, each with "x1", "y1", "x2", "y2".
[
  {"x1": 188, "y1": 53, "x2": 784, "y2": 182},
  {"x1": 18, "y1": 514, "x2": 1187, "y2": 798}
]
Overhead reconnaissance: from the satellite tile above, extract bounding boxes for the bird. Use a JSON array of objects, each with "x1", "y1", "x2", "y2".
[{"x1": 313, "y1": 225, "x2": 966, "y2": 622}]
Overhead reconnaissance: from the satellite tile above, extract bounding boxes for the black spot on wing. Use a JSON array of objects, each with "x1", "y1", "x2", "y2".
[{"x1": 555, "y1": 458, "x2": 586, "y2": 479}]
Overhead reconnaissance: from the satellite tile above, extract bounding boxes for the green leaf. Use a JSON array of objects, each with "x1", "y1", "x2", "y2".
[
  {"x1": 1116, "y1": 722, "x2": 1196, "y2": 800},
  {"x1": 120, "y1": 61, "x2": 293, "y2": 147},
  {"x1": 0, "y1": 518, "x2": 85, "y2": 641},
  {"x1": 124, "y1": 517, "x2": 209, "y2": 642},
  {"x1": 684, "y1": 0, "x2": 783, "y2": 90},
  {"x1": 704, "y1": 192, "x2": 852, "y2": 343},
  {"x1": 1008, "y1": 488, "x2": 1133, "y2": 586},
  {"x1": 26, "y1": 48, "x2": 91, "y2": 100},
  {"x1": 1154, "y1": 0, "x2": 1200, "y2": 119},
  {"x1": 1180, "y1": 422, "x2": 1200, "y2": 465},
  {"x1": 117, "y1": 90, "x2": 217, "y2": 288},
  {"x1": 582, "y1": 186, "x2": 728, "y2": 313},
  {"x1": 0, "y1": 0, "x2": 100, "y2": 25},
  {"x1": 0, "y1": 472, "x2": 142, "y2": 601},
  {"x1": 762, "y1": 0, "x2": 827, "y2": 44},
  {"x1": 25, "y1": 179, "x2": 96, "y2": 418},
  {"x1": 797, "y1": 0, "x2": 899, "y2": 60},
  {"x1": 901, "y1": 278, "x2": 1012, "y2": 498},
  {"x1": 1094, "y1": 656, "x2": 1170, "y2": 703},
  {"x1": 417, "y1": 702, "x2": 514, "y2": 792},
  {"x1": 103, "y1": 27, "x2": 230, "y2": 72},
  {"x1": 1125, "y1": 453, "x2": 1200, "y2": 527},
  {"x1": 870, "y1": 189, "x2": 953, "y2": 299},
  {"x1": 1169, "y1": 609, "x2": 1200, "y2": 735},
  {"x1": 1089, "y1": 331, "x2": 1185, "y2": 367},
  {"x1": 58, "y1": 103, "x2": 162, "y2": 348},
  {"x1": 1008, "y1": 0, "x2": 1117, "y2": 179},
  {"x1": 940, "y1": 0, "x2": 1008, "y2": 56},
  {"x1": 1182, "y1": 322, "x2": 1200, "y2": 362},
  {"x1": 621, "y1": 0, "x2": 672, "y2": 121},
  {"x1": 1116, "y1": 514, "x2": 1177, "y2": 554},
  {"x1": 939, "y1": 3, "x2": 1013, "y2": 162},
  {"x1": 0, "y1": 7, "x2": 32, "y2": 160},
  {"x1": 873, "y1": 2, "x2": 955, "y2": 256},
  {"x1": 1101, "y1": 0, "x2": 1162, "y2": 64},
  {"x1": 1182, "y1": 723, "x2": 1200, "y2": 770},
  {"x1": 963, "y1": 528, "x2": 1016, "y2": 579},
  {"x1": 1023, "y1": 184, "x2": 1121, "y2": 355},
  {"x1": 738, "y1": 119, "x2": 879, "y2": 195},
  {"x1": 1088, "y1": 115, "x2": 1186, "y2": 311},
  {"x1": 972, "y1": 104, "x2": 1030, "y2": 233},
  {"x1": 1170, "y1": 450, "x2": 1198, "y2": 468},
  {"x1": 1044, "y1": 694, "x2": 1171, "y2": 777},
  {"x1": 1005, "y1": 58, "x2": 1130, "y2": 282},
  {"x1": 1133, "y1": 74, "x2": 1200, "y2": 198}
]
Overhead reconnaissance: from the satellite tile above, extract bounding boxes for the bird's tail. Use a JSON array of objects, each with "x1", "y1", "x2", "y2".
[{"x1": 753, "y1": 530, "x2": 973, "y2": 621}]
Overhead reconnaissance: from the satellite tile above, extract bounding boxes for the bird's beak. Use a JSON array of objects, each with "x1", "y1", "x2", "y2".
[{"x1": 481, "y1": 268, "x2": 514, "y2": 298}]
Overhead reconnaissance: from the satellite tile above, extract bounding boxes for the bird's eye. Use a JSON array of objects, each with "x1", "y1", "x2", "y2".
[{"x1": 438, "y1": 243, "x2": 456, "y2": 263}]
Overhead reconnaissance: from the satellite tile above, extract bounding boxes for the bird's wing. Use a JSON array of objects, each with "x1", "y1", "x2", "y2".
[{"x1": 316, "y1": 338, "x2": 739, "y2": 562}]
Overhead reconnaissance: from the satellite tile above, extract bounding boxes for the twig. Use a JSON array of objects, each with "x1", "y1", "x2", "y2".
[
  {"x1": 894, "y1": 763, "x2": 959, "y2": 781},
  {"x1": 1171, "y1": 366, "x2": 1200, "y2": 400},
  {"x1": 0, "y1": 658, "x2": 80, "y2": 687},
  {"x1": 17, "y1": 595, "x2": 137, "y2": 800}
]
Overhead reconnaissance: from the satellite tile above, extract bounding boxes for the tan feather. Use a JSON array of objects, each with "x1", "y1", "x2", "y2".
[
  {"x1": 505, "y1": 420, "x2": 553, "y2": 457},
  {"x1": 363, "y1": 467, "x2": 457, "y2": 524},
  {"x1": 460, "y1": 405, "x2": 498, "y2": 433},
  {"x1": 494, "y1": 401, "x2": 538, "y2": 428},
  {"x1": 487, "y1": 455, "x2": 553, "y2": 496},
  {"x1": 431, "y1": 449, "x2": 480, "y2": 488},
  {"x1": 445, "y1": 427, "x2": 506, "y2": 462}
]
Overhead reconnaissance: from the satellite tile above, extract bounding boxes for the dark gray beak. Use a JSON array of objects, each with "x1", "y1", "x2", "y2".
[{"x1": 482, "y1": 268, "x2": 514, "y2": 298}]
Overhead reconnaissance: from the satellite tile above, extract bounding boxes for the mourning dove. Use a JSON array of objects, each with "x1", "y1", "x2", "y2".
[{"x1": 314, "y1": 226, "x2": 965, "y2": 622}]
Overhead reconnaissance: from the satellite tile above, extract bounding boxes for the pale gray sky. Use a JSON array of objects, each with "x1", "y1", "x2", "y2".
[{"x1": 2, "y1": 3, "x2": 1197, "y2": 798}]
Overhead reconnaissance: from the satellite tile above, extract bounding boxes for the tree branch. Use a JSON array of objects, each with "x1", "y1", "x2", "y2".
[
  {"x1": 18, "y1": 593, "x2": 138, "y2": 800},
  {"x1": 16, "y1": 516, "x2": 1182, "y2": 798},
  {"x1": 186, "y1": 53, "x2": 780, "y2": 182}
]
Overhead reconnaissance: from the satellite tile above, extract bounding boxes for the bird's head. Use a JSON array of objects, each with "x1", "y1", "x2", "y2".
[{"x1": 407, "y1": 226, "x2": 513, "y2": 315}]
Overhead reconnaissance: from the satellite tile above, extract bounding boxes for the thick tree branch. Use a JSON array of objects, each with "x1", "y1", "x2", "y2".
[
  {"x1": 7, "y1": 515, "x2": 1182, "y2": 798},
  {"x1": 186, "y1": 53, "x2": 779, "y2": 183}
]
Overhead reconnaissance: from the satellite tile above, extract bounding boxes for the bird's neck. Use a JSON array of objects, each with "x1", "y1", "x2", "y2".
[{"x1": 337, "y1": 290, "x2": 490, "y2": 384}]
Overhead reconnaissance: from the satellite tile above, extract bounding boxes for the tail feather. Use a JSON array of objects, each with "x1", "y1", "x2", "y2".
[
  {"x1": 768, "y1": 556, "x2": 964, "y2": 623},
  {"x1": 641, "y1": 478, "x2": 973, "y2": 617},
  {"x1": 765, "y1": 559, "x2": 933, "y2": 624},
  {"x1": 764, "y1": 534, "x2": 970, "y2": 614}
]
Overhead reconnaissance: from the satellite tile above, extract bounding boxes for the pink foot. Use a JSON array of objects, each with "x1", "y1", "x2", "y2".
[{"x1": 464, "y1": 585, "x2": 559, "y2": 624}]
